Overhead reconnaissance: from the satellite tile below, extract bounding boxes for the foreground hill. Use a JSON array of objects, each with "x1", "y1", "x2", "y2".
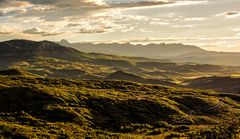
[
  {"x1": 187, "y1": 76, "x2": 240, "y2": 94},
  {"x1": 1, "y1": 39, "x2": 240, "y2": 85},
  {"x1": 59, "y1": 40, "x2": 240, "y2": 66},
  {"x1": 0, "y1": 70, "x2": 240, "y2": 138},
  {"x1": 0, "y1": 40, "x2": 91, "y2": 63}
]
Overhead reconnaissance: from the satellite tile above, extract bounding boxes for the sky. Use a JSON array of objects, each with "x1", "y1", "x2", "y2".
[{"x1": 0, "y1": 0, "x2": 240, "y2": 52}]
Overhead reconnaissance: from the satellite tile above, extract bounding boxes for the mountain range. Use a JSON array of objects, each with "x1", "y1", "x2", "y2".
[{"x1": 59, "y1": 39, "x2": 240, "y2": 66}]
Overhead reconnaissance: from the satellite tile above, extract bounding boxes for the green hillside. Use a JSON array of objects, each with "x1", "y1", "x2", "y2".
[{"x1": 0, "y1": 70, "x2": 240, "y2": 138}]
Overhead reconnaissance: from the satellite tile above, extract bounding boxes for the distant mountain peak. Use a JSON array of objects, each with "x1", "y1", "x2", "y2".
[
  {"x1": 106, "y1": 70, "x2": 143, "y2": 81},
  {"x1": 60, "y1": 39, "x2": 70, "y2": 45}
]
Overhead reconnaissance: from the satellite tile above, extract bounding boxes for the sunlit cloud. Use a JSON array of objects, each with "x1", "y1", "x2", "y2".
[
  {"x1": 124, "y1": 0, "x2": 208, "y2": 10},
  {"x1": 0, "y1": 0, "x2": 32, "y2": 9},
  {"x1": 0, "y1": 25, "x2": 15, "y2": 35},
  {"x1": 233, "y1": 28, "x2": 240, "y2": 32},
  {"x1": 172, "y1": 25, "x2": 194, "y2": 28},
  {"x1": 150, "y1": 21, "x2": 169, "y2": 25},
  {"x1": 184, "y1": 17, "x2": 206, "y2": 21},
  {"x1": 166, "y1": 0, "x2": 208, "y2": 6},
  {"x1": 140, "y1": 28, "x2": 152, "y2": 33}
]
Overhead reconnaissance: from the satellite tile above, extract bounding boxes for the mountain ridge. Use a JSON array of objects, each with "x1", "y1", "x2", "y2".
[{"x1": 59, "y1": 40, "x2": 240, "y2": 66}]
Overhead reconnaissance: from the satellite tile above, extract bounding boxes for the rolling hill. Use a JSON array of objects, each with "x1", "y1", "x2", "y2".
[
  {"x1": 106, "y1": 71, "x2": 177, "y2": 86},
  {"x1": 0, "y1": 40, "x2": 90, "y2": 62},
  {"x1": 0, "y1": 70, "x2": 240, "y2": 138},
  {"x1": 187, "y1": 76, "x2": 240, "y2": 94}
]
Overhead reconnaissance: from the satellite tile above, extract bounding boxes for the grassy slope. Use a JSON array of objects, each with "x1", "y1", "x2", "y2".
[{"x1": 0, "y1": 70, "x2": 240, "y2": 139}]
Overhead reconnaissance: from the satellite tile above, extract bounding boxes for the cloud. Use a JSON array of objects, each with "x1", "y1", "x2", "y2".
[
  {"x1": 140, "y1": 28, "x2": 152, "y2": 33},
  {"x1": 172, "y1": 25, "x2": 194, "y2": 28},
  {"x1": 77, "y1": 28, "x2": 107, "y2": 34},
  {"x1": 0, "y1": 32, "x2": 12, "y2": 35},
  {"x1": 184, "y1": 17, "x2": 206, "y2": 21},
  {"x1": 128, "y1": 0, "x2": 208, "y2": 9},
  {"x1": 150, "y1": 22, "x2": 169, "y2": 25},
  {"x1": 64, "y1": 15, "x2": 133, "y2": 34},
  {"x1": 16, "y1": 0, "x2": 107, "y2": 7},
  {"x1": 166, "y1": 0, "x2": 208, "y2": 7},
  {"x1": 110, "y1": 0, "x2": 173, "y2": 8},
  {"x1": 75, "y1": 20, "x2": 125, "y2": 34},
  {"x1": 0, "y1": 0, "x2": 31, "y2": 9},
  {"x1": 0, "y1": 0, "x2": 172, "y2": 9},
  {"x1": 0, "y1": 0, "x2": 200, "y2": 24},
  {"x1": 0, "y1": 0, "x2": 107, "y2": 19},
  {"x1": 23, "y1": 27, "x2": 63, "y2": 36},
  {"x1": 215, "y1": 11, "x2": 240, "y2": 18},
  {"x1": 121, "y1": 26, "x2": 136, "y2": 32},
  {"x1": 233, "y1": 28, "x2": 240, "y2": 32},
  {"x1": 31, "y1": 5, "x2": 58, "y2": 12},
  {"x1": 0, "y1": 0, "x2": 175, "y2": 26},
  {"x1": 150, "y1": 13, "x2": 206, "y2": 24},
  {"x1": 0, "y1": 8, "x2": 27, "y2": 17},
  {"x1": 66, "y1": 23, "x2": 82, "y2": 28},
  {"x1": 0, "y1": 25, "x2": 14, "y2": 35},
  {"x1": 0, "y1": 0, "x2": 209, "y2": 20}
]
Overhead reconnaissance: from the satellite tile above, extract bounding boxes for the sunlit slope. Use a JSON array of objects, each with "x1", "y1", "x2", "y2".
[{"x1": 0, "y1": 70, "x2": 239, "y2": 138}]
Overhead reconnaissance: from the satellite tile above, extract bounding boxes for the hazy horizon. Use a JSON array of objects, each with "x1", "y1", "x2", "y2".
[{"x1": 0, "y1": 0, "x2": 240, "y2": 52}]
